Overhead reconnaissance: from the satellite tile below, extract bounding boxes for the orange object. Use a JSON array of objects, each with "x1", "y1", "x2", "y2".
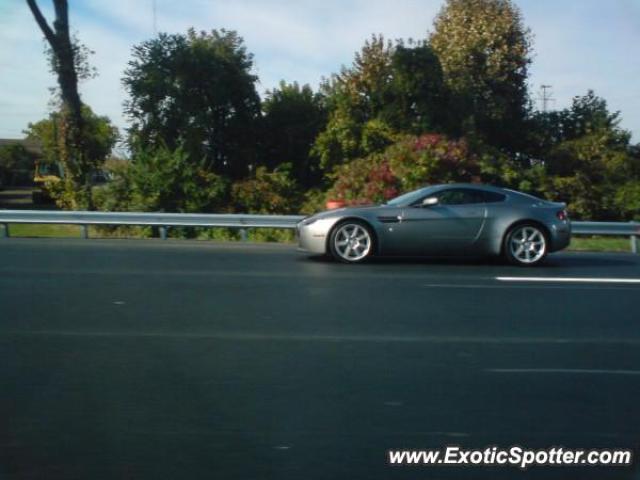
[{"x1": 326, "y1": 200, "x2": 346, "y2": 210}]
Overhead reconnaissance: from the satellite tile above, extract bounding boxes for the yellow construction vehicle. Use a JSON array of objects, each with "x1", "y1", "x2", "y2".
[{"x1": 32, "y1": 161, "x2": 63, "y2": 204}]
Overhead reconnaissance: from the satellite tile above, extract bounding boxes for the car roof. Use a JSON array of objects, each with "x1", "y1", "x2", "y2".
[{"x1": 427, "y1": 183, "x2": 507, "y2": 193}]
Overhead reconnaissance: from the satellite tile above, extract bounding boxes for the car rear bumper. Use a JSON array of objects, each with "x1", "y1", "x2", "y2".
[{"x1": 548, "y1": 221, "x2": 571, "y2": 252}]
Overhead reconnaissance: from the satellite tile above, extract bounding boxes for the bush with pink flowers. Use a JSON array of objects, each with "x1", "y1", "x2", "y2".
[{"x1": 326, "y1": 133, "x2": 511, "y2": 205}]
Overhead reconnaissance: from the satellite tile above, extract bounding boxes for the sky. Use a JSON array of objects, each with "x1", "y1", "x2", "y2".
[{"x1": 1, "y1": 0, "x2": 639, "y2": 144}]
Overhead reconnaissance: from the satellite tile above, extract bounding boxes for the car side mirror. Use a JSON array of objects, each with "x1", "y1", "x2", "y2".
[{"x1": 421, "y1": 196, "x2": 439, "y2": 207}]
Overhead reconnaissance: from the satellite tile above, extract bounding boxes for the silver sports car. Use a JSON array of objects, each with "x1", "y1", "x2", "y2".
[{"x1": 297, "y1": 183, "x2": 571, "y2": 266}]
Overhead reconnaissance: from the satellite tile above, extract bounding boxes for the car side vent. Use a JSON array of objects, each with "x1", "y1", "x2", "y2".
[{"x1": 377, "y1": 216, "x2": 400, "y2": 224}]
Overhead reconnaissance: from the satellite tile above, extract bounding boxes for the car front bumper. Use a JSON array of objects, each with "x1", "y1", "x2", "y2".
[{"x1": 296, "y1": 218, "x2": 335, "y2": 254}]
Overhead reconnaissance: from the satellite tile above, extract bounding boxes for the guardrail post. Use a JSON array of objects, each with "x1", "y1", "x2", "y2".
[
  {"x1": 80, "y1": 225, "x2": 89, "y2": 239},
  {"x1": 0, "y1": 223, "x2": 7, "y2": 238},
  {"x1": 630, "y1": 222, "x2": 638, "y2": 254},
  {"x1": 239, "y1": 228, "x2": 248, "y2": 242},
  {"x1": 159, "y1": 226, "x2": 168, "y2": 240}
]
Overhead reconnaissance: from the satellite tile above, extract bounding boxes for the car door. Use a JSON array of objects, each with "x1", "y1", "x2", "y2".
[{"x1": 388, "y1": 188, "x2": 487, "y2": 254}]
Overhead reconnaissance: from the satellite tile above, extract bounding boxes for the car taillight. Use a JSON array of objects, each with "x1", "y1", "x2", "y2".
[{"x1": 556, "y1": 210, "x2": 568, "y2": 221}]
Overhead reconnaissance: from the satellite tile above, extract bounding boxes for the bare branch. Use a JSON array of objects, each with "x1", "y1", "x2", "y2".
[{"x1": 25, "y1": 0, "x2": 58, "y2": 48}]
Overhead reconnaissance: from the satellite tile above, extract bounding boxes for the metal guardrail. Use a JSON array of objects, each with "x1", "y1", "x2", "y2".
[
  {"x1": 0, "y1": 210, "x2": 637, "y2": 252},
  {"x1": 572, "y1": 221, "x2": 639, "y2": 254},
  {"x1": 571, "y1": 221, "x2": 639, "y2": 236},
  {"x1": 0, "y1": 210, "x2": 304, "y2": 241}
]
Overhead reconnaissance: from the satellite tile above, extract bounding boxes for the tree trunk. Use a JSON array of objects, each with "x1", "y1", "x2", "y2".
[{"x1": 26, "y1": 0, "x2": 92, "y2": 209}]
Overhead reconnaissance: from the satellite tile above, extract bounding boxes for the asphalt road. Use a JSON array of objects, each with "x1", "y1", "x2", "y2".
[{"x1": 1, "y1": 239, "x2": 640, "y2": 479}]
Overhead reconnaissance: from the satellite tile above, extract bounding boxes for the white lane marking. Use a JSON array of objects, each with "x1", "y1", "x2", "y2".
[
  {"x1": 423, "y1": 283, "x2": 638, "y2": 290},
  {"x1": 496, "y1": 276, "x2": 640, "y2": 284},
  {"x1": 487, "y1": 368, "x2": 640, "y2": 375}
]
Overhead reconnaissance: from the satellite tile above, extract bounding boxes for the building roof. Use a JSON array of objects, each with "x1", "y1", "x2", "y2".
[{"x1": 0, "y1": 138, "x2": 43, "y2": 156}]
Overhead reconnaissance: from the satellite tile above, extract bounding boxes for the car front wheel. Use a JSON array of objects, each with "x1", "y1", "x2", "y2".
[
  {"x1": 329, "y1": 221, "x2": 374, "y2": 263},
  {"x1": 504, "y1": 224, "x2": 548, "y2": 266}
]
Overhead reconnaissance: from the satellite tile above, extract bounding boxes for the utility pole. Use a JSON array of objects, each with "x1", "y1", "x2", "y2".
[{"x1": 539, "y1": 84, "x2": 554, "y2": 113}]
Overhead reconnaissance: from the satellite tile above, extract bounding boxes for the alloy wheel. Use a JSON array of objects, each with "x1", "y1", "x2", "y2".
[
  {"x1": 509, "y1": 225, "x2": 547, "y2": 264},
  {"x1": 333, "y1": 223, "x2": 372, "y2": 262}
]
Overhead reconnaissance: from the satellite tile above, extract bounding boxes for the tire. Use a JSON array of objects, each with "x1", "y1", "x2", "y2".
[
  {"x1": 329, "y1": 220, "x2": 375, "y2": 264},
  {"x1": 503, "y1": 223, "x2": 548, "y2": 266}
]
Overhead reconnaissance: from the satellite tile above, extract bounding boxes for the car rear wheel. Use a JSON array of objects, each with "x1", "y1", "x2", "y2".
[
  {"x1": 504, "y1": 223, "x2": 548, "y2": 266},
  {"x1": 329, "y1": 221, "x2": 374, "y2": 263}
]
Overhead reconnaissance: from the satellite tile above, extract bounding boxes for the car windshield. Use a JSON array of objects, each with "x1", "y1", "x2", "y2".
[{"x1": 385, "y1": 186, "x2": 438, "y2": 206}]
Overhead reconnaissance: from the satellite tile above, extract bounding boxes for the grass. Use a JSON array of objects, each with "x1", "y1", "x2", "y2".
[
  {"x1": 568, "y1": 235, "x2": 633, "y2": 253},
  {"x1": 5, "y1": 224, "x2": 150, "y2": 239},
  {"x1": 7, "y1": 224, "x2": 83, "y2": 238},
  {"x1": 3, "y1": 224, "x2": 635, "y2": 252},
  {"x1": 3, "y1": 223, "x2": 294, "y2": 243}
]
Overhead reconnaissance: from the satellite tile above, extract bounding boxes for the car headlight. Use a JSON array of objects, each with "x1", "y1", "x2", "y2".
[{"x1": 301, "y1": 217, "x2": 318, "y2": 226}]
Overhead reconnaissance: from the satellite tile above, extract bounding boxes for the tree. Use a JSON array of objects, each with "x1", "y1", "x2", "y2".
[
  {"x1": 261, "y1": 81, "x2": 326, "y2": 187},
  {"x1": 430, "y1": 0, "x2": 532, "y2": 151},
  {"x1": 391, "y1": 43, "x2": 449, "y2": 133},
  {"x1": 0, "y1": 144, "x2": 38, "y2": 186},
  {"x1": 25, "y1": 106, "x2": 119, "y2": 169},
  {"x1": 522, "y1": 91, "x2": 640, "y2": 221},
  {"x1": 530, "y1": 90, "x2": 631, "y2": 158},
  {"x1": 312, "y1": 35, "x2": 398, "y2": 171},
  {"x1": 540, "y1": 134, "x2": 639, "y2": 220},
  {"x1": 26, "y1": 0, "x2": 93, "y2": 206},
  {"x1": 44, "y1": 32, "x2": 98, "y2": 99},
  {"x1": 312, "y1": 35, "x2": 448, "y2": 171},
  {"x1": 123, "y1": 29, "x2": 261, "y2": 179}
]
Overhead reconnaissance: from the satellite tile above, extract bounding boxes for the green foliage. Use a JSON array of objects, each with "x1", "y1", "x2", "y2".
[
  {"x1": 522, "y1": 91, "x2": 640, "y2": 221},
  {"x1": 91, "y1": 157, "x2": 134, "y2": 212},
  {"x1": 94, "y1": 144, "x2": 229, "y2": 214},
  {"x1": 44, "y1": 34, "x2": 97, "y2": 89},
  {"x1": 300, "y1": 188, "x2": 329, "y2": 215},
  {"x1": 326, "y1": 133, "x2": 516, "y2": 205},
  {"x1": 430, "y1": 0, "x2": 532, "y2": 150},
  {"x1": 615, "y1": 182, "x2": 640, "y2": 221},
  {"x1": 391, "y1": 43, "x2": 449, "y2": 132},
  {"x1": 261, "y1": 81, "x2": 327, "y2": 187},
  {"x1": 247, "y1": 228, "x2": 296, "y2": 243},
  {"x1": 538, "y1": 133, "x2": 640, "y2": 220},
  {"x1": 26, "y1": 106, "x2": 119, "y2": 168},
  {"x1": 24, "y1": 105, "x2": 118, "y2": 209},
  {"x1": 124, "y1": 29, "x2": 261, "y2": 179},
  {"x1": 312, "y1": 36, "x2": 447, "y2": 171},
  {"x1": 0, "y1": 144, "x2": 37, "y2": 185},
  {"x1": 529, "y1": 90, "x2": 631, "y2": 158},
  {"x1": 231, "y1": 165, "x2": 300, "y2": 214}
]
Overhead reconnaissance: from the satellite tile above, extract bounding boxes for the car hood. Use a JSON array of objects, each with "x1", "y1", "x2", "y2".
[{"x1": 308, "y1": 204, "x2": 390, "y2": 220}]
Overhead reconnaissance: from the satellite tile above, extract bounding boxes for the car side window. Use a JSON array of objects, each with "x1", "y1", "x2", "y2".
[
  {"x1": 482, "y1": 191, "x2": 506, "y2": 203},
  {"x1": 436, "y1": 189, "x2": 485, "y2": 205}
]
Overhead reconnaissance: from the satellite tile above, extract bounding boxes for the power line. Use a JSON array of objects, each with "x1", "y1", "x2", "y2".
[{"x1": 539, "y1": 84, "x2": 554, "y2": 113}]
